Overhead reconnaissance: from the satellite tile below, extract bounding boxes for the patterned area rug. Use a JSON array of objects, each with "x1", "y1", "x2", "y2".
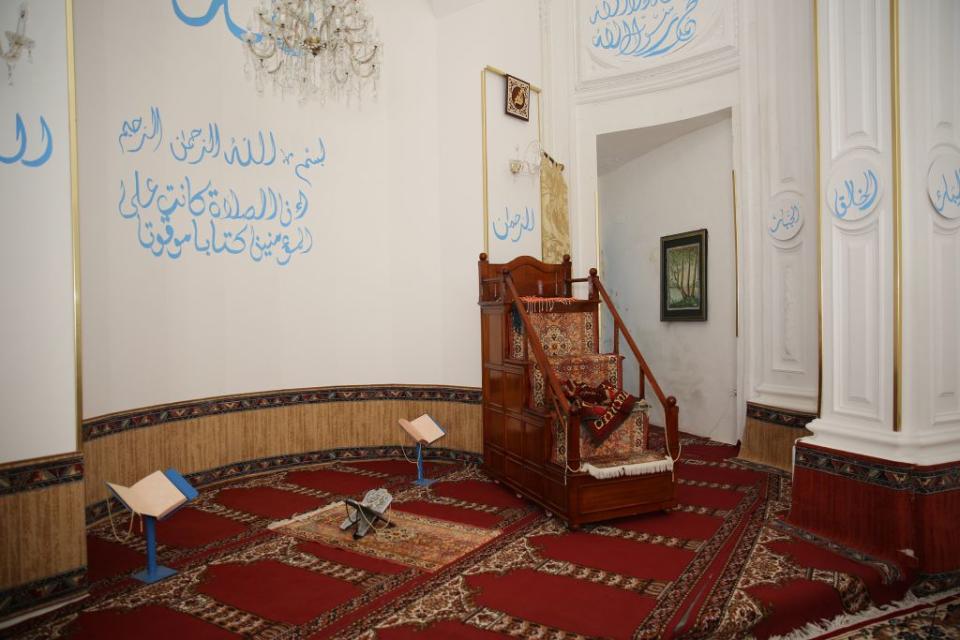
[
  {"x1": 3, "y1": 435, "x2": 946, "y2": 639},
  {"x1": 271, "y1": 503, "x2": 499, "y2": 571}
]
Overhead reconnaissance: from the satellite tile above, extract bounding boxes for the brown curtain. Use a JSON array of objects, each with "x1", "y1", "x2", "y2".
[{"x1": 540, "y1": 152, "x2": 570, "y2": 264}]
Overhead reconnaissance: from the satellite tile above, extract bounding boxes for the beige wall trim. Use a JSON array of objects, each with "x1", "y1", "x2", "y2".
[
  {"x1": 1, "y1": 479, "x2": 87, "y2": 609},
  {"x1": 83, "y1": 384, "x2": 482, "y2": 442},
  {"x1": 85, "y1": 444, "x2": 481, "y2": 525},
  {"x1": 82, "y1": 392, "x2": 482, "y2": 508}
]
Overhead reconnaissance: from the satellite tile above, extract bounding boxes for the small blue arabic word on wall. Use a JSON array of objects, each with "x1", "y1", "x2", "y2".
[
  {"x1": 828, "y1": 169, "x2": 879, "y2": 220},
  {"x1": 1, "y1": 113, "x2": 53, "y2": 168},
  {"x1": 492, "y1": 206, "x2": 536, "y2": 243}
]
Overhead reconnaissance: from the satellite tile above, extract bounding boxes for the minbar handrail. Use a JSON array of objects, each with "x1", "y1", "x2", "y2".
[
  {"x1": 589, "y1": 269, "x2": 681, "y2": 461},
  {"x1": 503, "y1": 272, "x2": 576, "y2": 417}
]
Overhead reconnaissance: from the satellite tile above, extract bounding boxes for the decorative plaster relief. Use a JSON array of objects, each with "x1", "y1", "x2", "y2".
[
  {"x1": 575, "y1": 0, "x2": 735, "y2": 90},
  {"x1": 767, "y1": 196, "x2": 804, "y2": 241},
  {"x1": 826, "y1": 157, "x2": 882, "y2": 221},
  {"x1": 587, "y1": 0, "x2": 706, "y2": 60},
  {"x1": 927, "y1": 153, "x2": 960, "y2": 219}
]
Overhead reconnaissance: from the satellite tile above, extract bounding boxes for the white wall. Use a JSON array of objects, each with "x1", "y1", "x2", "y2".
[
  {"x1": 435, "y1": 0, "x2": 542, "y2": 386},
  {"x1": 0, "y1": 0, "x2": 77, "y2": 462},
  {"x1": 76, "y1": 0, "x2": 540, "y2": 418},
  {"x1": 598, "y1": 115, "x2": 738, "y2": 443}
]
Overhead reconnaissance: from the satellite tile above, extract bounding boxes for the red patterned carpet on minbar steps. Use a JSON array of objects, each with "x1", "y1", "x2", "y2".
[{"x1": 4, "y1": 434, "x2": 924, "y2": 639}]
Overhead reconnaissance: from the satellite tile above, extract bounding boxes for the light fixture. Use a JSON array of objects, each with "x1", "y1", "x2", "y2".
[
  {"x1": 509, "y1": 140, "x2": 542, "y2": 176},
  {"x1": 242, "y1": 0, "x2": 382, "y2": 103},
  {"x1": 1, "y1": 3, "x2": 34, "y2": 85}
]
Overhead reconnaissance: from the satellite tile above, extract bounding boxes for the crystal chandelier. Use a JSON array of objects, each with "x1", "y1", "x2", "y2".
[
  {"x1": 1, "y1": 3, "x2": 34, "y2": 85},
  {"x1": 242, "y1": 0, "x2": 382, "y2": 103}
]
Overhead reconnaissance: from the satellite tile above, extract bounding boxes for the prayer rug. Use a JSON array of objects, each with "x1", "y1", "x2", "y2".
[{"x1": 270, "y1": 503, "x2": 499, "y2": 571}]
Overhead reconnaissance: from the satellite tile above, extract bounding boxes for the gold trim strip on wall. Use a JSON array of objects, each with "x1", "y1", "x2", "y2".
[
  {"x1": 65, "y1": 0, "x2": 83, "y2": 446},
  {"x1": 890, "y1": 0, "x2": 902, "y2": 432},
  {"x1": 732, "y1": 170, "x2": 739, "y2": 338},
  {"x1": 595, "y1": 189, "x2": 602, "y2": 343},
  {"x1": 480, "y1": 65, "x2": 543, "y2": 255},
  {"x1": 481, "y1": 68, "x2": 489, "y2": 253},
  {"x1": 813, "y1": 0, "x2": 823, "y2": 419}
]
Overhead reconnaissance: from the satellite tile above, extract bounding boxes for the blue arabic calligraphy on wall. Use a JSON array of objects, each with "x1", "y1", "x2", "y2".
[
  {"x1": 492, "y1": 206, "x2": 536, "y2": 243},
  {"x1": 932, "y1": 168, "x2": 960, "y2": 218},
  {"x1": 589, "y1": 0, "x2": 700, "y2": 59},
  {"x1": 171, "y1": 0, "x2": 247, "y2": 41},
  {"x1": 768, "y1": 203, "x2": 801, "y2": 239},
  {"x1": 828, "y1": 169, "x2": 880, "y2": 220},
  {"x1": 1, "y1": 113, "x2": 53, "y2": 168},
  {"x1": 116, "y1": 106, "x2": 322, "y2": 266}
]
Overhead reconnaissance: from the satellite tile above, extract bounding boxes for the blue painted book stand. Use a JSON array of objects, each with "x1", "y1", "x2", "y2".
[
  {"x1": 398, "y1": 415, "x2": 446, "y2": 487},
  {"x1": 106, "y1": 468, "x2": 198, "y2": 584},
  {"x1": 414, "y1": 442, "x2": 436, "y2": 487}
]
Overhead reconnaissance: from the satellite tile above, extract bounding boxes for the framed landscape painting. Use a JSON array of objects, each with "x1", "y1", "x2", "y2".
[{"x1": 660, "y1": 229, "x2": 708, "y2": 321}]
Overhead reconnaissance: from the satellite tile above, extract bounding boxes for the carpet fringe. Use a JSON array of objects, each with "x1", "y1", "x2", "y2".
[
  {"x1": 580, "y1": 457, "x2": 673, "y2": 479},
  {"x1": 768, "y1": 587, "x2": 960, "y2": 640},
  {"x1": 267, "y1": 501, "x2": 341, "y2": 530}
]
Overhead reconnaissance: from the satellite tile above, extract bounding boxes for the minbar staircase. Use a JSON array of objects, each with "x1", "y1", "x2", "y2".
[{"x1": 478, "y1": 254, "x2": 681, "y2": 528}]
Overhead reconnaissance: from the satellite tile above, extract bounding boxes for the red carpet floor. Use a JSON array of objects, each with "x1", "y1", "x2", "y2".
[{"x1": 5, "y1": 435, "x2": 920, "y2": 639}]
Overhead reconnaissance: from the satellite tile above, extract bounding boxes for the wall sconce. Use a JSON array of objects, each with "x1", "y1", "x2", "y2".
[
  {"x1": 509, "y1": 140, "x2": 542, "y2": 177},
  {"x1": 1, "y1": 4, "x2": 34, "y2": 85}
]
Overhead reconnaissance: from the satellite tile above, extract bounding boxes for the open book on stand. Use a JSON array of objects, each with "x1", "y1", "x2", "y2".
[
  {"x1": 398, "y1": 414, "x2": 445, "y2": 445},
  {"x1": 106, "y1": 469, "x2": 199, "y2": 520}
]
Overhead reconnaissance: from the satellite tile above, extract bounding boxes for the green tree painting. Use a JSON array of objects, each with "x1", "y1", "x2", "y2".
[{"x1": 666, "y1": 245, "x2": 701, "y2": 310}]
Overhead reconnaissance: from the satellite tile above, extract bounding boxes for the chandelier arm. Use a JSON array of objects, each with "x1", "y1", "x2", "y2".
[{"x1": 245, "y1": 0, "x2": 381, "y2": 100}]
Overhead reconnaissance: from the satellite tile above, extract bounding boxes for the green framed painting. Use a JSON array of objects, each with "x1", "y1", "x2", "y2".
[{"x1": 660, "y1": 229, "x2": 707, "y2": 321}]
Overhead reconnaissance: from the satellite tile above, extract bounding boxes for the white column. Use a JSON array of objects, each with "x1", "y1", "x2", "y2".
[
  {"x1": 804, "y1": 0, "x2": 960, "y2": 464},
  {"x1": 898, "y1": 1, "x2": 960, "y2": 462}
]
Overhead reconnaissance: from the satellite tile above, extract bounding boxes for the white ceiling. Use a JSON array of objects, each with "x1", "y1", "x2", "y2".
[{"x1": 596, "y1": 109, "x2": 732, "y2": 176}]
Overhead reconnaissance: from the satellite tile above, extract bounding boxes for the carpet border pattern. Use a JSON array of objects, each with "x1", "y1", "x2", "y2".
[
  {"x1": 84, "y1": 446, "x2": 483, "y2": 525},
  {"x1": 0, "y1": 453, "x2": 84, "y2": 497},
  {"x1": 82, "y1": 385, "x2": 483, "y2": 442}
]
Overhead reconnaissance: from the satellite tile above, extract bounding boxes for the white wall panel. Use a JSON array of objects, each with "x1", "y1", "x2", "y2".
[
  {"x1": 900, "y1": 0, "x2": 960, "y2": 441},
  {"x1": 0, "y1": 1, "x2": 78, "y2": 463},
  {"x1": 745, "y1": 0, "x2": 819, "y2": 414}
]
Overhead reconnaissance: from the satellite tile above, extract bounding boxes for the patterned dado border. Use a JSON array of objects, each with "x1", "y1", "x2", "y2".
[
  {"x1": 85, "y1": 445, "x2": 483, "y2": 525},
  {"x1": 0, "y1": 567, "x2": 86, "y2": 620},
  {"x1": 913, "y1": 569, "x2": 960, "y2": 597},
  {"x1": 745, "y1": 402, "x2": 817, "y2": 429},
  {"x1": 795, "y1": 443, "x2": 960, "y2": 495},
  {"x1": 83, "y1": 385, "x2": 483, "y2": 442},
  {"x1": 0, "y1": 453, "x2": 84, "y2": 497}
]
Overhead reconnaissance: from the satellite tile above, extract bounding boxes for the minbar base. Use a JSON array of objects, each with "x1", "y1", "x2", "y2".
[{"x1": 788, "y1": 441, "x2": 960, "y2": 580}]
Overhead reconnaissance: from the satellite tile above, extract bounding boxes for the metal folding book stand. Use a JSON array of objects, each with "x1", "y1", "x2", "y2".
[{"x1": 340, "y1": 488, "x2": 394, "y2": 539}]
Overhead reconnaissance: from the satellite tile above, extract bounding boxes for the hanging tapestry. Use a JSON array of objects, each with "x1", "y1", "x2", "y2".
[{"x1": 540, "y1": 152, "x2": 570, "y2": 263}]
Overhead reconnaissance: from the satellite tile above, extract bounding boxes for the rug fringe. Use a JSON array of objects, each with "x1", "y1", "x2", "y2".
[
  {"x1": 580, "y1": 458, "x2": 673, "y2": 480},
  {"x1": 768, "y1": 587, "x2": 960, "y2": 640},
  {"x1": 267, "y1": 501, "x2": 340, "y2": 530}
]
